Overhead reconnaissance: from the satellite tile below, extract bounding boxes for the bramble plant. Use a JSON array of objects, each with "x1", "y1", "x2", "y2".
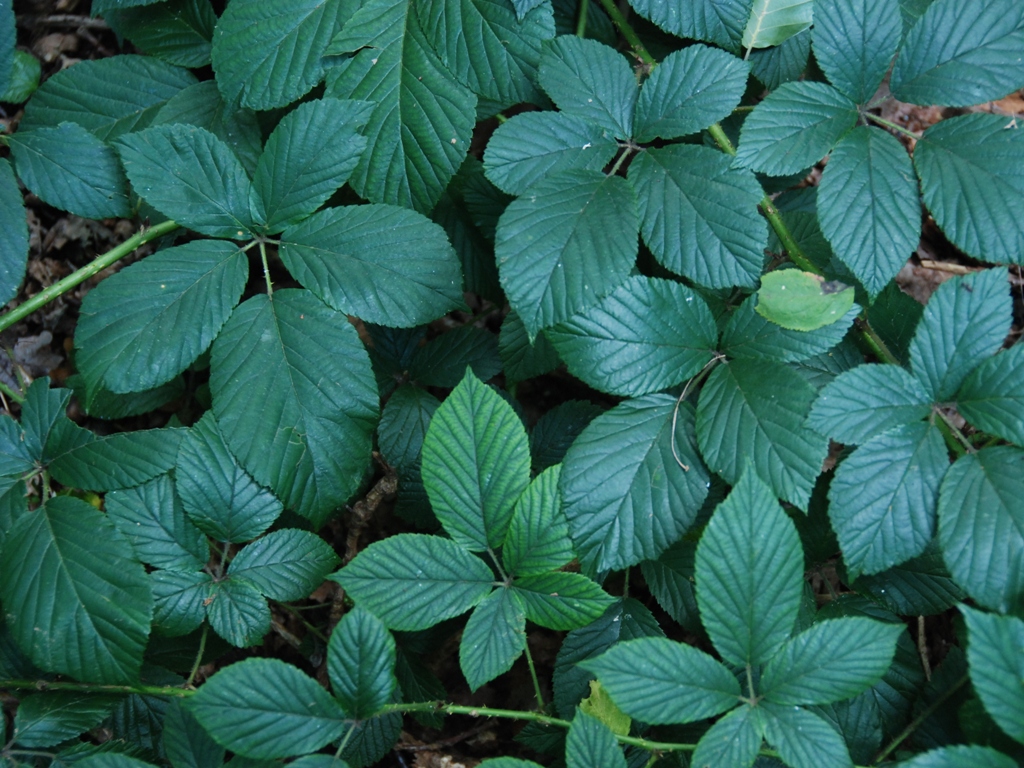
[{"x1": 1, "y1": 0, "x2": 1023, "y2": 765}]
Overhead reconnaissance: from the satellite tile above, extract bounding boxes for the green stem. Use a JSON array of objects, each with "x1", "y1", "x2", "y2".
[
  {"x1": 873, "y1": 674, "x2": 969, "y2": 763},
  {"x1": 273, "y1": 601, "x2": 329, "y2": 643},
  {"x1": 854, "y1": 316, "x2": 900, "y2": 365},
  {"x1": 0, "y1": 679, "x2": 195, "y2": 697},
  {"x1": 0, "y1": 219, "x2": 180, "y2": 335},
  {"x1": 864, "y1": 112, "x2": 923, "y2": 141},
  {"x1": 607, "y1": 146, "x2": 634, "y2": 176},
  {"x1": 523, "y1": 638, "x2": 547, "y2": 711},
  {"x1": 259, "y1": 238, "x2": 274, "y2": 296},
  {"x1": 186, "y1": 623, "x2": 209, "y2": 687},
  {"x1": 0, "y1": 379, "x2": 25, "y2": 405},
  {"x1": 596, "y1": 0, "x2": 655, "y2": 66},
  {"x1": 575, "y1": 0, "x2": 589, "y2": 37},
  {"x1": 933, "y1": 410, "x2": 972, "y2": 457},
  {"x1": 333, "y1": 723, "x2": 357, "y2": 761}
]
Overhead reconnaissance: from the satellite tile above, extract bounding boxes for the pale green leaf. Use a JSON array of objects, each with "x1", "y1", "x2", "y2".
[
  {"x1": 722, "y1": 294, "x2": 858, "y2": 363},
  {"x1": 228, "y1": 529, "x2": 340, "y2": 601},
  {"x1": 1, "y1": 50, "x2": 40, "y2": 103},
  {"x1": 13, "y1": 692, "x2": 119, "y2": 748},
  {"x1": 503, "y1": 465, "x2": 574, "y2": 577},
  {"x1": 206, "y1": 577, "x2": 270, "y2": 648},
  {"x1": 812, "y1": 0, "x2": 902, "y2": 104},
  {"x1": 0, "y1": 159, "x2": 28, "y2": 305},
  {"x1": 102, "y1": 0, "x2": 215, "y2": 68},
  {"x1": 691, "y1": 704, "x2": 765, "y2": 768},
  {"x1": 459, "y1": 587, "x2": 527, "y2": 691},
  {"x1": 629, "y1": 0, "x2": 753, "y2": 51},
  {"x1": 328, "y1": 606, "x2": 397, "y2": 718},
  {"x1": 46, "y1": 423, "x2": 183, "y2": 492},
  {"x1": 957, "y1": 344, "x2": 1024, "y2": 447},
  {"x1": 565, "y1": 711, "x2": 627, "y2": 768},
  {"x1": 761, "y1": 701, "x2": 852, "y2": 768},
  {"x1": 150, "y1": 570, "x2": 210, "y2": 637},
  {"x1": 961, "y1": 606, "x2": 1024, "y2": 745},
  {"x1": 742, "y1": 0, "x2": 813, "y2": 49},
  {"x1": 756, "y1": 270, "x2": 857, "y2": 332},
  {"x1": 513, "y1": 571, "x2": 613, "y2": 630}
]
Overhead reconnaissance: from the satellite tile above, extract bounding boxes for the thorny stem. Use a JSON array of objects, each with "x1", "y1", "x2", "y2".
[
  {"x1": 0, "y1": 679, "x2": 195, "y2": 697},
  {"x1": 0, "y1": 219, "x2": 180, "y2": 334},
  {"x1": 596, "y1": 0, "x2": 655, "y2": 66},
  {"x1": 873, "y1": 674, "x2": 969, "y2": 763},
  {"x1": 575, "y1": 0, "x2": 589, "y2": 37},
  {"x1": 864, "y1": 112, "x2": 924, "y2": 141},
  {"x1": 854, "y1": 317, "x2": 900, "y2": 365},
  {"x1": 186, "y1": 623, "x2": 209, "y2": 687},
  {"x1": 523, "y1": 639, "x2": 547, "y2": 711}
]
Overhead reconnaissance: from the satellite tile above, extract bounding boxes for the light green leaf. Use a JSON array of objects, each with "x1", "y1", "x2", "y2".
[
  {"x1": 807, "y1": 364, "x2": 932, "y2": 445},
  {"x1": 565, "y1": 711, "x2": 626, "y2": 768},
  {"x1": 188, "y1": 658, "x2": 347, "y2": 759},
  {"x1": 117, "y1": 123, "x2": 254, "y2": 239},
  {"x1": 279, "y1": 204, "x2": 463, "y2": 327},
  {"x1": 696, "y1": 359, "x2": 827, "y2": 508},
  {"x1": 75, "y1": 240, "x2": 248, "y2": 394},
  {"x1": 513, "y1": 571, "x2": 614, "y2": 630},
  {"x1": 499, "y1": 310, "x2": 561, "y2": 384},
  {"x1": 162, "y1": 697, "x2": 225, "y2": 768},
  {"x1": 735, "y1": 81, "x2": 857, "y2": 176},
  {"x1": 756, "y1": 270, "x2": 857, "y2": 332},
  {"x1": 228, "y1": 529, "x2": 340, "y2": 601},
  {"x1": 579, "y1": 680, "x2": 631, "y2": 736},
  {"x1": 175, "y1": 411, "x2": 283, "y2": 543},
  {"x1": 418, "y1": 0, "x2": 554, "y2": 107},
  {"x1": 334, "y1": 533, "x2": 495, "y2": 630},
  {"x1": 891, "y1": 0, "x2": 1024, "y2": 107},
  {"x1": 908, "y1": 267, "x2": 1011, "y2": 400},
  {"x1": 19, "y1": 54, "x2": 195, "y2": 140},
  {"x1": 691, "y1": 704, "x2": 765, "y2": 768},
  {"x1": 961, "y1": 607, "x2": 1024, "y2": 746},
  {"x1": 211, "y1": 0, "x2": 345, "y2": 110},
  {"x1": 328, "y1": 606, "x2": 397, "y2": 718},
  {"x1": 829, "y1": 422, "x2": 948, "y2": 578},
  {"x1": 0, "y1": 159, "x2": 28, "y2": 306},
  {"x1": 459, "y1": 587, "x2": 527, "y2": 691},
  {"x1": 495, "y1": 170, "x2": 638, "y2": 339},
  {"x1": 150, "y1": 570, "x2": 210, "y2": 636},
  {"x1": 210, "y1": 290, "x2": 378, "y2": 525},
  {"x1": 106, "y1": 476, "x2": 209, "y2": 571},
  {"x1": 8, "y1": 123, "x2": 130, "y2": 219},
  {"x1": 629, "y1": 0, "x2": 753, "y2": 51},
  {"x1": 46, "y1": 423, "x2": 183, "y2": 492},
  {"x1": 546, "y1": 276, "x2": 718, "y2": 397},
  {"x1": 206, "y1": 577, "x2": 270, "y2": 647},
  {"x1": 812, "y1": 0, "x2": 902, "y2": 104},
  {"x1": 630, "y1": 144, "x2": 767, "y2": 289},
  {"x1": 251, "y1": 99, "x2": 371, "y2": 233},
  {"x1": 957, "y1": 344, "x2": 1024, "y2": 447},
  {"x1": 938, "y1": 447, "x2": 1024, "y2": 613},
  {"x1": 325, "y1": 0, "x2": 476, "y2": 214},
  {"x1": 581, "y1": 637, "x2": 740, "y2": 724},
  {"x1": 634, "y1": 44, "x2": 748, "y2": 141},
  {"x1": 1, "y1": 50, "x2": 40, "y2": 103},
  {"x1": 896, "y1": 745, "x2": 1020, "y2": 768},
  {"x1": 761, "y1": 701, "x2": 852, "y2": 768},
  {"x1": 503, "y1": 465, "x2": 574, "y2": 577},
  {"x1": 722, "y1": 294, "x2": 858, "y2": 363},
  {"x1": 12, "y1": 692, "x2": 120, "y2": 748},
  {"x1": 817, "y1": 126, "x2": 922, "y2": 298},
  {"x1": 482, "y1": 111, "x2": 618, "y2": 197},
  {"x1": 102, "y1": 0, "x2": 215, "y2": 68},
  {"x1": 696, "y1": 470, "x2": 803, "y2": 667},
  {"x1": 0, "y1": 497, "x2": 151, "y2": 684},
  {"x1": 537, "y1": 37, "x2": 636, "y2": 138},
  {"x1": 560, "y1": 394, "x2": 710, "y2": 571},
  {"x1": 742, "y1": 0, "x2": 813, "y2": 49},
  {"x1": 914, "y1": 114, "x2": 1024, "y2": 265}
]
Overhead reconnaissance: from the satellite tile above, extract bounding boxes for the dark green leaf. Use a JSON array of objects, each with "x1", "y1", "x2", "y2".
[
  {"x1": 206, "y1": 577, "x2": 270, "y2": 648},
  {"x1": 761, "y1": 701, "x2": 851, "y2": 768},
  {"x1": 810, "y1": 691, "x2": 883, "y2": 766},
  {"x1": 0, "y1": 497, "x2": 152, "y2": 684},
  {"x1": 279, "y1": 204, "x2": 463, "y2": 327},
  {"x1": 150, "y1": 570, "x2": 210, "y2": 637},
  {"x1": 690, "y1": 704, "x2": 765, "y2": 768},
  {"x1": 102, "y1": 0, "x2": 215, "y2": 68},
  {"x1": 582, "y1": 637, "x2": 740, "y2": 724},
  {"x1": 735, "y1": 81, "x2": 857, "y2": 176},
  {"x1": 20, "y1": 379, "x2": 69, "y2": 461},
  {"x1": 812, "y1": 0, "x2": 902, "y2": 104},
  {"x1": 957, "y1": 344, "x2": 1024, "y2": 447},
  {"x1": 961, "y1": 607, "x2": 1024, "y2": 745},
  {"x1": 1, "y1": 49, "x2": 40, "y2": 103},
  {"x1": 162, "y1": 697, "x2": 225, "y2": 768},
  {"x1": 408, "y1": 326, "x2": 503, "y2": 387},
  {"x1": 0, "y1": 158, "x2": 28, "y2": 305},
  {"x1": 630, "y1": 144, "x2": 767, "y2": 289},
  {"x1": 459, "y1": 587, "x2": 527, "y2": 691},
  {"x1": 742, "y1": 0, "x2": 813, "y2": 49},
  {"x1": 13, "y1": 693, "x2": 119, "y2": 748},
  {"x1": 866, "y1": 281, "x2": 923, "y2": 366},
  {"x1": 640, "y1": 538, "x2": 700, "y2": 631},
  {"x1": 71, "y1": 375, "x2": 184, "y2": 422},
  {"x1": 749, "y1": 28, "x2": 809, "y2": 89},
  {"x1": 339, "y1": 710, "x2": 402, "y2": 767},
  {"x1": 46, "y1": 423, "x2": 183, "y2": 492},
  {"x1": 896, "y1": 745, "x2": 1020, "y2": 768},
  {"x1": 0, "y1": 0, "x2": 11, "y2": 95},
  {"x1": 513, "y1": 571, "x2": 613, "y2": 630},
  {"x1": 334, "y1": 533, "x2": 494, "y2": 630},
  {"x1": 210, "y1": 290, "x2": 378, "y2": 525},
  {"x1": 75, "y1": 240, "x2": 248, "y2": 394},
  {"x1": 530, "y1": 400, "x2": 603, "y2": 472},
  {"x1": 228, "y1": 529, "x2": 340, "y2": 600},
  {"x1": 629, "y1": 0, "x2": 752, "y2": 51},
  {"x1": 0, "y1": 415, "x2": 34, "y2": 480},
  {"x1": 188, "y1": 658, "x2": 347, "y2": 759},
  {"x1": 852, "y1": 542, "x2": 965, "y2": 616},
  {"x1": 328, "y1": 606, "x2": 397, "y2": 718},
  {"x1": 560, "y1": 395, "x2": 710, "y2": 571},
  {"x1": 499, "y1": 311, "x2": 560, "y2": 383},
  {"x1": 565, "y1": 711, "x2": 626, "y2": 768},
  {"x1": 722, "y1": 294, "x2": 857, "y2": 363},
  {"x1": 378, "y1": 385, "x2": 440, "y2": 469},
  {"x1": 503, "y1": 465, "x2": 574, "y2": 577}
]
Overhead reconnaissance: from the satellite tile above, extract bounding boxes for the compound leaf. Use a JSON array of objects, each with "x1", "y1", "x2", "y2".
[
  {"x1": 961, "y1": 606, "x2": 1024, "y2": 745},
  {"x1": 957, "y1": 344, "x2": 1024, "y2": 447},
  {"x1": 328, "y1": 606, "x2": 397, "y2": 718},
  {"x1": 512, "y1": 572, "x2": 613, "y2": 630},
  {"x1": 459, "y1": 587, "x2": 527, "y2": 691},
  {"x1": 228, "y1": 529, "x2": 340, "y2": 601},
  {"x1": 503, "y1": 465, "x2": 574, "y2": 577},
  {"x1": 812, "y1": 0, "x2": 902, "y2": 104}
]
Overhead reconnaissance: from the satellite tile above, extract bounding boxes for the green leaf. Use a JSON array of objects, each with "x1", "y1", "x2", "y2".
[
  {"x1": 8, "y1": 123, "x2": 130, "y2": 219},
  {"x1": 1, "y1": 50, "x2": 40, "y2": 103},
  {"x1": 806, "y1": 364, "x2": 932, "y2": 445},
  {"x1": 211, "y1": 0, "x2": 345, "y2": 110},
  {"x1": 749, "y1": 27, "x2": 810, "y2": 89},
  {"x1": 691, "y1": 704, "x2": 765, "y2": 768},
  {"x1": 896, "y1": 745, "x2": 1020, "y2": 768},
  {"x1": 961, "y1": 607, "x2": 1024, "y2": 746},
  {"x1": 228, "y1": 529, "x2": 340, "y2": 601},
  {"x1": 102, "y1": 0, "x2": 216, "y2": 68},
  {"x1": 13, "y1": 692, "x2": 119, "y2": 748},
  {"x1": 722, "y1": 294, "x2": 857, "y2": 363},
  {"x1": 150, "y1": 570, "x2": 210, "y2": 636},
  {"x1": 756, "y1": 270, "x2": 857, "y2": 332},
  {"x1": 503, "y1": 465, "x2": 574, "y2": 577},
  {"x1": 19, "y1": 55, "x2": 195, "y2": 140},
  {"x1": 19, "y1": 380, "x2": 68, "y2": 463},
  {"x1": 325, "y1": 0, "x2": 476, "y2": 214},
  {"x1": 408, "y1": 325, "x2": 503, "y2": 387},
  {"x1": 914, "y1": 114, "x2": 1024, "y2": 265},
  {"x1": 565, "y1": 711, "x2": 626, "y2": 768},
  {"x1": 189, "y1": 658, "x2": 347, "y2": 759},
  {"x1": 760, "y1": 701, "x2": 851, "y2": 768},
  {"x1": 0, "y1": 415, "x2": 33, "y2": 481},
  {"x1": 696, "y1": 359, "x2": 827, "y2": 509},
  {"x1": 0, "y1": 158, "x2": 28, "y2": 306},
  {"x1": 459, "y1": 587, "x2": 527, "y2": 691},
  {"x1": 0, "y1": 0, "x2": 12, "y2": 96},
  {"x1": 328, "y1": 606, "x2": 397, "y2": 718},
  {"x1": 512, "y1": 571, "x2": 613, "y2": 630},
  {"x1": 530, "y1": 400, "x2": 603, "y2": 472},
  {"x1": 851, "y1": 542, "x2": 965, "y2": 616},
  {"x1": 0, "y1": 497, "x2": 152, "y2": 684},
  {"x1": 760, "y1": 618, "x2": 902, "y2": 705},
  {"x1": 908, "y1": 267, "x2": 1011, "y2": 400},
  {"x1": 891, "y1": 0, "x2": 1024, "y2": 107},
  {"x1": 938, "y1": 447, "x2": 1024, "y2": 613},
  {"x1": 829, "y1": 422, "x2": 948, "y2": 578},
  {"x1": 210, "y1": 290, "x2": 378, "y2": 525},
  {"x1": 175, "y1": 411, "x2": 283, "y2": 543},
  {"x1": 629, "y1": 0, "x2": 752, "y2": 51},
  {"x1": 162, "y1": 697, "x2": 225, "y2": 768},
  {"x1": 817, "y1": 126, "x2": 922, "y2": 298},
  {"x1": 634, "y1": 44, "x2": 748, "y2": 141},
  {"x1": 812, "y1": 0, "x2": 902, "y2": 104},
  {"x1": 334, "y1": 533, "x2": 494, "y2": 630},
  {"x1": 421, "y1": 369, "x2": 530, "y2": 551},
  {"x1": 279, "y1": 204, "x2": 463, "y2": 327},
  {"x1": 418, "y1": 0, "x2": 554, "y2": 107},
  {"x1": 581, "y1": 637, "x2": 740, "y2": 724},
  {"x1": 560, "y1": 394, "x2": 710, "y2": 571},
  {"x1": 579, "y1": 680, "x2": 631, "y2": 736},
  {"x1": 499, "y1": 311, "x2": 561, "y2": 384},
  {"x1": 46, "y1": 423, "x2": 183, "y2": 492},
  {"x1": 495, "y1": 170, "x2": 638, "y2": 339},
  {"x1": 630, "y1": 144, "x2": 767, "y2": 290},
  {"x1": 106, "y1": 476, "x2": 209, "y2": 571},
  {"x1": 251, "y1": 99, "x2": 370, "y2": 233},
  {"x1": 696, "y1": 470, "x2": 803, "y2": 667},
  {"x1": 378, "y1": 385, "x2": 439, "y2": 469},
  {"x1": 957, "y1": 345, "x2": 1024, "y2": 447},
  {"x1": 75, "y1": 240, "x2": 248, "y2": 394},
  {"x1": 537, "y1": 37, "x2": 636, "y2": 138},
  {"x1": 546, "y1": 276, "x2": 718, "y2": 397},
  {"x1": 206, "y1": 577, "x2": 270, "y2": 647},
  {"x1": 482, "y1": 111, "x2": 618, "y2": 197},
  {"x1": 640, "y1": 538, "x2": 700, "y2": 631},
  {"x1": 116, "y1": 123, "x2": 254, "y2": 239},
  {"x1": 742, "y1": 0, "x2": 813, "y2": 49},
  {"x1": 735, "y1": 81, "x2": 857, "y2": 176}
]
